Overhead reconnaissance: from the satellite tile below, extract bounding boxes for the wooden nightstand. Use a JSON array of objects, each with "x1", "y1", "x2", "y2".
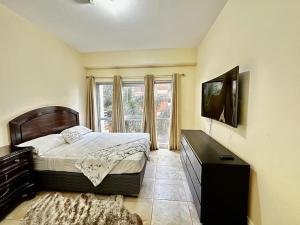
[{"x1": 0, "y1": 145, "x2": 36, "y2": 221}]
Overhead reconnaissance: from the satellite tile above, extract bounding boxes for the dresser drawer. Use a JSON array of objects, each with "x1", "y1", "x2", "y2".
[
  {"x1": 0, "y1": 147, "x2": 35, "y2": 221},
  {"x1": 0, "y1": 182, "x2": 35, "y2": 210},
  {"x1": 0, "y1": 152, "x2": 32, "y2": 171},
  {"x1": 0, "y1": 172, "x2": 34, "y2": 202},
  {"x1": 0, "y1": 167, "x2": 32, "y2": 189},
  {"x1": 180, "y1": 144, "x2": 187, "y2": 165},
  {"x1": 182, "y1": 137, "x2": 202, "y2": 183},
  {"x1": 186, "y1": 157, "x2": 202, "y2": 202},
  {"x1": 181, "y1": 136, "x2": 190, "y2": 152},
  {"x1": 183, "y1": 165, "x2": 202, "y2": 221}
]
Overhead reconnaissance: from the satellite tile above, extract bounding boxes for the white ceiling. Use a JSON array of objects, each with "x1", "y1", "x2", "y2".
[{"x1": 0, "y1": 0, "x2": 228, "y2": 52}]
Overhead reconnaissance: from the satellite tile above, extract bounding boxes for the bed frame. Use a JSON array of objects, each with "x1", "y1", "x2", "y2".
[{"x1": 9, "y1": 106, "x2": 146, "y2": 196}]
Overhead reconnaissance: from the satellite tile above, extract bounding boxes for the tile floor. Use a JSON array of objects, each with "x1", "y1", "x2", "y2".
[{"x1": 0, "y1": 149, "x2": 201, "y2": 225}]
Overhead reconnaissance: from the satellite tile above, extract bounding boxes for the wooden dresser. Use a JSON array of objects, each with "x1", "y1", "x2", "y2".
[
  {"x1": 181, "y1": 130, "x2": 250, "y2": 225},
  {"x1": 0, "y1": 146, "x2": 36, "y2": 220}
]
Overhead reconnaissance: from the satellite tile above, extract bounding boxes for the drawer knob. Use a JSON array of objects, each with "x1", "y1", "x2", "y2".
[
  {"x1": 14, "y1": 159, "x2": 20, "y2": 163},
  {"x1": 0, "y1": 188, "x2": 10, "y2": 198},
  {"x1": 21, "y1": 193, "x2": 28, "y2": 198}
]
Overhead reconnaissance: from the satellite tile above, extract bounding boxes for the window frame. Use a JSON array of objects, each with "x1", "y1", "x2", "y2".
[
  {"x1": 96, "y1": 82, "x2": 113, "y2": 132},
  {"x1": 122, "y1": 81, "x2": 145, "y2": 132},
  {"x1": 154, "y1": 80, "x2": 172, "y2": 148}
]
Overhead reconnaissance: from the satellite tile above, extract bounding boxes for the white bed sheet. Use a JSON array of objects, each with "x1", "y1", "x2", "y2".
[{"x1": 34, "y1": 132, "x2": 149, "y2": 174}]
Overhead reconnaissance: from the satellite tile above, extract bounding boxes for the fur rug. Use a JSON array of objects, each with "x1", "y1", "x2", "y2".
[{"x1": 21, "y1": 193, "x2": 143, "y2": 225}]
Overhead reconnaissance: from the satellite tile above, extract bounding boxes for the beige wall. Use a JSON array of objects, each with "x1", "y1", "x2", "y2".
[
  {"x1": 194, "y1": 1, "x2": 300, "y2": 225},
  {"x1": 83, "y1": 49, "x2": 197, "y2": 130},
  {"x1": 82, "y1": 48, "x2": 197, "y2": 69},
  {"x1": 0, "y1": 5, "x2": 86, "y2": 147}
]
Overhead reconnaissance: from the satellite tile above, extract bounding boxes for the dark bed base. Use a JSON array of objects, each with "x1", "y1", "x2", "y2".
[
  {"x1": 9, "y1": 106, "x2": 147, "y2": 196},
  {"x1": 34, "y1": 161, "x2": 146, "y2": 196}
]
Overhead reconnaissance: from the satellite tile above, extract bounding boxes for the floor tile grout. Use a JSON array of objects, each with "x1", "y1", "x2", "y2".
[{"x1": 149, "y1": 152, "x2": 194, "y2": 224}]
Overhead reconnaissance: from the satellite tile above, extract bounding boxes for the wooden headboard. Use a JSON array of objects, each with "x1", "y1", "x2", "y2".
[{"x1": 9, "y1": 106, "x2": 79, "y2": 146}]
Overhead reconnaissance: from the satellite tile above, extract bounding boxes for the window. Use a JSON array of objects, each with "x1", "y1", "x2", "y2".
[
  {"x1": 122, "y1": 83, "x2": 145, "y2": 132},
  {"x1": 96, "y1": 83, "x2": 113, "y2": 132},
  {"x1": 96, "y1": 82, "x2": 145, "y2": 133},
  {"x1": 154, "y1": 81, "x2": 172, "y2": 149},
  {"x1": 96, "y1": 80, "x2": 173, "y2": 149}
]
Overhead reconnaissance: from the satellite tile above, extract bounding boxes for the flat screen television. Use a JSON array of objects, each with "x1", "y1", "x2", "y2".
[{"x1": 201, "y1": 66, "x2": 239, "y2": 127}]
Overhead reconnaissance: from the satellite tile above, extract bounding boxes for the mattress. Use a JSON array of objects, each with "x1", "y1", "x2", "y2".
[{"x1": 34, "y1": 132, "x2": 149, "y2": 175}]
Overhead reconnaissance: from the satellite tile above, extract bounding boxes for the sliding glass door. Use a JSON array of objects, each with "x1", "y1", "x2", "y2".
[
  {"x1": 154, "y1": 81, "x2": 172, "y2": 149},
  {"x1": 96, "y1": 83, "x2": 113, "y2": 132},
  {"x1": 122, "y1": 82, "x2": 145, "y2": 132}
]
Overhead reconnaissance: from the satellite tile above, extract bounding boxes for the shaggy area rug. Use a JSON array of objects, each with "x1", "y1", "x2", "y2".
[{"x1": 21, "y1": 193, "x2": 143, "y2": 225}]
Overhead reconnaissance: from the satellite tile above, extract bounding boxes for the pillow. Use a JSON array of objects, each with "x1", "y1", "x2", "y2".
[
  {"x1": 17, "y1": 134, "x2": 66, "y2": 155},
  {"x1": 61, "y1": 126, "x2": 92, "y2": 144}
]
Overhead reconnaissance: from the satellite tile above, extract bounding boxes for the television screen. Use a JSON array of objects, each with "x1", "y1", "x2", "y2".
[{"x1": 201, "y1": 66, "x2": 239, "y2": 127}]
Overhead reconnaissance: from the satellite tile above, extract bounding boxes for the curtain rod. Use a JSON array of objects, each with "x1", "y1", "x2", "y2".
[
  {"x1": 86, "y1": 74, "x2": 185, "y2": 79},
  {"x1": 84, "y1": 63, "x2": 196, "y2": 70}
]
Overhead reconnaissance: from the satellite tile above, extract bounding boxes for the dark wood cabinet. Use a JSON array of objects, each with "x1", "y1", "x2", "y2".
[
  {"x1": 0, "y1": 145, "x2": 36, "y2": 221},
  {"x1": 181, "y1": 130, "x2": 250, "y2": 225}
]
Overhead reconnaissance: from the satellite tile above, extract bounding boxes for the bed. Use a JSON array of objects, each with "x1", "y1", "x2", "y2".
[{"x1": 9, "y1": 106, "x2": 148, "y2": 196}]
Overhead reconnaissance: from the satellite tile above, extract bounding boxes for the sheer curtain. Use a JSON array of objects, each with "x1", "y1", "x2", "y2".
[
  {"x1": 169, "y1": 73, "x2": 181, "y2": 150},
  {"x1": 112, "y1": 75, "x2": 125, "y2": 132},
  {"x1": 86, "y1": 76, "x2": 97, "y2": 131},
  {"x1": 143, "y1": 75, "x2": 158, "y2": 150}
]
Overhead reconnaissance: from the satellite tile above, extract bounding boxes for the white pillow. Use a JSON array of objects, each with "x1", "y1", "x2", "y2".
[
  {"x1": 17, "y1": 134, "x2": 66, "y2": 155},
  {"x1": 61, "y1": 126, "x2": 92, "y2": 144}
]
